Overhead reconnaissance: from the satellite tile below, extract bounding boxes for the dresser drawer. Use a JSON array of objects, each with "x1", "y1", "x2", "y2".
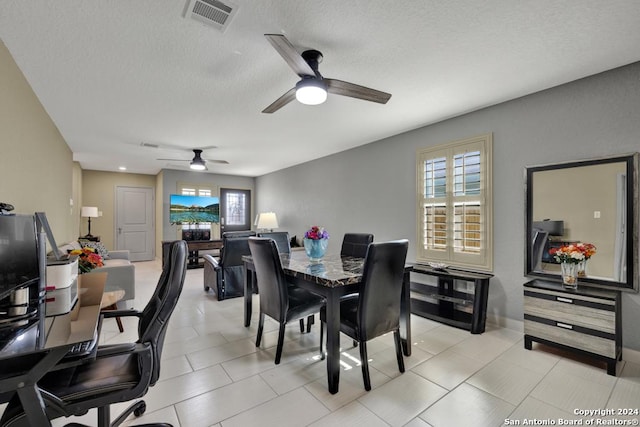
[
  {"x1": 524, "y1": 292, "x2": 615, "y2": 334},
  {"x1": 524, "y1": 318, "x2": 616, "y2": 358},
  {"x1": 523, "y1": 280, "x2": 621, "y2": 376}
]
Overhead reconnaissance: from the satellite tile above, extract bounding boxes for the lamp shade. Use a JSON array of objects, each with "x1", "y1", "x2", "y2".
[
  {"x1": 256, "y1": 212, "x2": 279, "y2": 230},
  {"x1": 81, "y1": 206, "x2": 99, "y2": 218}
]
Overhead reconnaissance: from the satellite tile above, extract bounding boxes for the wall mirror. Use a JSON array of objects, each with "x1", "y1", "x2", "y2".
[{"x1": 525, "y1": 153, "x2": 638, "y2": 292}]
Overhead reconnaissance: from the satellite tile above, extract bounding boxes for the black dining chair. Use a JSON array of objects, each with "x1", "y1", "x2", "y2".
[
  {"x1": 257, "y1": 231, "x2": 291, "y2": 254},
  {"x1": 203, "y1": 231, "x2": 256, "y2": 300},
  {"x1": 0, "y1": 240, "x2": 188, "y2": 427},
  {"x1": 248, "y1": 237, "x2": 326, "y2": 364},
  {"x1": 319, "y1": 239, "x2": 409, "y2": 391},
  {"x1": 340, "y1": 233, "x2": 374, "y2": 258}
]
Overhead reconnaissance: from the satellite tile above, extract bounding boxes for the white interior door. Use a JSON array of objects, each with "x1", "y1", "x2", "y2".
[{"x1": 116, "y1": 186, "x2": 154, "y2": 261}]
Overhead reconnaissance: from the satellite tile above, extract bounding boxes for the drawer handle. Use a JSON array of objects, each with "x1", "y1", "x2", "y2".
[
  {"x1": 556, "y1": 322, "x2": 573, "y2": 330},
  {"x1": 556, "y1": 297, "x2": 574, "y2": 304}
]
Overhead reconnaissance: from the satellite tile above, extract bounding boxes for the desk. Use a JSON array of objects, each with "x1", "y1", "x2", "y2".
[
  {"x1": 162, "y1": 239, "x2": 223, "y2": 269},
  {"x1": 243, "y1": 251, "x2": 412, "y2": 394},
  {"x1": 0, "y1": 275, "x2": 105, "y2": 426}
]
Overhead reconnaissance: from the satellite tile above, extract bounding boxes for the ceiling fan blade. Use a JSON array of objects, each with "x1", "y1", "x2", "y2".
[
  {"x1": 262, "y1": 87, "x2": 297, "y2": 114},
  {"x1": 158, "y1": 158, "x2": 228, "y2": 164},
  {"x1": 325, "y1": 79, "x2": 392, "y2": 104},
  {"x1": 265, "y1": 34, "x2": 315, "y2": 77}
]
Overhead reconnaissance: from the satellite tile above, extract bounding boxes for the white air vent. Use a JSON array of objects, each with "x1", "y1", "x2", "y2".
[{"x1": 185, "y1": 0, "x2": 238, "y2": 32}]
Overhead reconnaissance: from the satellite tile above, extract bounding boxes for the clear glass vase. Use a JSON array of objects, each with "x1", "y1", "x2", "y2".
[
  {"x1": 577, "y1": 259, "x2": 587, "y2": 277},
  {"x1": 303, "y1": 238, "x2": 328, "y2": 262},
  {"x1": 561, "y1": 262, "x2": 578, "y2": 289}
]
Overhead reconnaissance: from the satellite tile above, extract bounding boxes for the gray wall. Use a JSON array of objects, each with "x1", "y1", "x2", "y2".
[
  {"x1": 256, "y1": 61, "x2": 640, "y2": 349},
  {"x1": 161, "y1": 169, "x2": 255, "y2": 242}
]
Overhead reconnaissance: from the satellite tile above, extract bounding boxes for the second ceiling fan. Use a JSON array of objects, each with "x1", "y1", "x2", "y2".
[
  {"x1": 157, "y1": 149, "x2": 228, "y2": 171},
  {"x1": 262, "y1": 34, "x2": 392, "y2": 114}
]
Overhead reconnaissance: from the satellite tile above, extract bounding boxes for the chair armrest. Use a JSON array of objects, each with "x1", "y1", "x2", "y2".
[
  {"x1": 203, "y1": 254, "x2": 220, "y2": 269},
  {"x1": 101, "y1": 309, "x2": 142, "y2": 319},
  {"x1": 107, "y1": 250, "x2": 130, "y2": 260}
]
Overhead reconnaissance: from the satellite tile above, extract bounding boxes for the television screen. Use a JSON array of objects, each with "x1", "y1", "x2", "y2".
[
  {"x1": 0, "y1": 214, "x2": 39, "y2": 301},
  {"x1": 170, "y1": 194, "x2": 220, "y2": 224}
]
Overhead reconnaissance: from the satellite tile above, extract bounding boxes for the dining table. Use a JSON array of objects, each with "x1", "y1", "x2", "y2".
[{"x1": 243, "y1": 250, "x2": 412, "y2": 394}]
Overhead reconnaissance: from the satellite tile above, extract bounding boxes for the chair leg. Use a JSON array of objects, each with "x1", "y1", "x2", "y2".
[
  {"x1": 110, "y1": 399, "x2": 147, "y2": 427},
  {"x1": 275, "y1": 323, "x2": 286, "y2": 364},
  {"x1": 256, "y1": 313, "x2": 265, "y2": 347},
  {"x1": 97, "y1": 405, "x2": 110, "y2": 427},
  {"x1": 358, "y1": 341, "x2": 371, "y2": 391},
  {"x1": 299, "y1": 318, "x2": 305, "y2": 333},
  {"x1": 319, "y1": 321, "x2": 325, "y2": 360},
  {"x1": 306, "y1": 315, "x2": 315, "y2": 333},
  {"x1": 394, "y1": 330, "x2": 405, "y2": 373}
]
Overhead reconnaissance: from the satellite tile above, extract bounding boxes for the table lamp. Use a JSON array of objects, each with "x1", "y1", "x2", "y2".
[
  {"x1": 81, "y1": 206, "x2": 99, "y2": 238},
  {"x1": 256, "y1": 212, "x2": 278, "y2": 232}
]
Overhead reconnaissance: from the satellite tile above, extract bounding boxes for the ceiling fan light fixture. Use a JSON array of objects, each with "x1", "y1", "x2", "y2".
[
  {"x1": 295, "y1": 79, "x2": 327, "y2": 105},
  {"x1": 190, "y1": 160, "x2": 206, "y2": 170}
]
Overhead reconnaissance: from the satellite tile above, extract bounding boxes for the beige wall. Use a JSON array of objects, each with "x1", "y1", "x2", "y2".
[
  {"x1": 532, "y1": 162, "x2": 625, "y2": 278},
  {"x1": 81, "y1": 170, "x2": 157, "y2": 251},
  {"x1": 0, "y1": 40, "x2": 78, "y2": 245}
]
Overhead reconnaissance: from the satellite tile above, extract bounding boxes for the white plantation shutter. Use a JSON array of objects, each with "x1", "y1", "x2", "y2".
[{"x1": 417, "y1": 134, "x2": 493, "y2": 271}]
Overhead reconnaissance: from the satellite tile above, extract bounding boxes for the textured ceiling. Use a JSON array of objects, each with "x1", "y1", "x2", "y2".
[{"x1": 2, "y1": 1, "x2": 640, "y2": 176}]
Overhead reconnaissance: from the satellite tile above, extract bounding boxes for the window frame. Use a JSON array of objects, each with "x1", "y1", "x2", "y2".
[{"x1": 416, "y1": 133, "x2": 493, "y2": 272}]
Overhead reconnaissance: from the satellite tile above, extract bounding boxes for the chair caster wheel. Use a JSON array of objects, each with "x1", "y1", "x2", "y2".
[{"x1": 134, "y1": 401, "x2": 146, "y2": 417}]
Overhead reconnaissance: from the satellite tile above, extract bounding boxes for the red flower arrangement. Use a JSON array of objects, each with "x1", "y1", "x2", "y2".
[
  {"x1": 549, "y1": 243, "x2": 596, "y2": 264},
  {"x1": 304, "y1": 225, "x2": 329, "y2": 240},
  {"x1": 70, "y1": 247, "x2": 104, "y2": 273}
]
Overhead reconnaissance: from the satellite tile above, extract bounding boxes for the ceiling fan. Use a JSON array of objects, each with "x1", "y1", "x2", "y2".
[
  {"x1": 262, "y1": 34, "x2": 392, "y2": 113},
  {"x1": 157, "y1": 149, "x2": 229, "y2": 171}
]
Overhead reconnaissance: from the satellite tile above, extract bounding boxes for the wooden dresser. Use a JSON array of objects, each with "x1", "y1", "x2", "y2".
[{"x1": 523, "y1": 279, "x2": 621, "y2": 375}]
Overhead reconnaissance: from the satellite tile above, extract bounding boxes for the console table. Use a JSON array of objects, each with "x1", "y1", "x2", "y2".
[
  {"x1": 162, "y1": 240, "x2": 222, "y2": 269},
  {"x1": 410, "y1": 264, "x2": 493, "y2": 334}
]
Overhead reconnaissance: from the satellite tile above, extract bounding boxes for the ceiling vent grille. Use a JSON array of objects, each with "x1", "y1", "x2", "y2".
[{"x1": 185, "y1": 0, "x2": 238, "y2": 32}]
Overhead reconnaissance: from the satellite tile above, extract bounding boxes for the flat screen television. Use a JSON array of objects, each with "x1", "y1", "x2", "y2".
[
  {"x1": 0, "y1": 214, "x2": 39, "y2": 301},
  {"x1": 169, "y1": 194, "x2": 220, "y2": 224}
]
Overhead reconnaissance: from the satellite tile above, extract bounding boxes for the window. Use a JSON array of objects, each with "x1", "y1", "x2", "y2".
[{"x1": 416, "y1": 133, "x2": 493, "y2": 271}]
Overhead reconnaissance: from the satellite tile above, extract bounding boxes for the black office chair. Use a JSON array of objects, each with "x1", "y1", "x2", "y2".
[
  {"x1": 340, "y1": 233, "x2": 374, "y2": 258},
  {"x1": 257, "y1": 231, "x2": 291, "y2": 254},
  {"x1": 203, "y1": 231, "x2": 256, "y2": 300},
  {"x1": 248, "y1": 237, "x2": 325, "y2": 365},
  {"x1": 320, "y1": 239, "x2": 409, "y2": 391},
  {"x1": 0, "y1": 240, "x2": 188, "y2": 427}
]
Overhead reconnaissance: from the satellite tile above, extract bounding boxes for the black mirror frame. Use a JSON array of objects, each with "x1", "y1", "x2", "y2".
[{"x1": 525, "y1": 153, "x2": 639, "y2": 292}]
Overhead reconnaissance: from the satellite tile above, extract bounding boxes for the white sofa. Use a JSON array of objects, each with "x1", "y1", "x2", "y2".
[{"x1": 57, "y1": 241, "x2": 136, "y2": 302}]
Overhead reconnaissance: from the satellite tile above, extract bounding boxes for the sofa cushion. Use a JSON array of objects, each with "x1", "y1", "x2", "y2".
[
  {"x1": 103, "y1": 258, "x2": 129, "y2": 267},
  {"x1": 79, "y1": 240, "x2": 110, "y2": 260}
]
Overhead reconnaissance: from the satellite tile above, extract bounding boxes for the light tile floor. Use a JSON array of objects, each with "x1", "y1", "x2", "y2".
[{"x1": 45, "y1": 260, "x2": 640, "y2": 427}]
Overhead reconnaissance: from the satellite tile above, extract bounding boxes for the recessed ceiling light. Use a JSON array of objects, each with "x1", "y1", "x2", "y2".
[{"x1": 118, "y1": 166, "x2": 127, "y2": 171}]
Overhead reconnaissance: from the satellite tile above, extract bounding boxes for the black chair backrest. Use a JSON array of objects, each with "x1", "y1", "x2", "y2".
[
  {"x1": 220, "y1": 236, "x2": 253, "y2": 267},
  {"x1": 248, "y1": 237, "x2": 289, "y2": 322},
  {"x1": 358, "y1": 240, "x2": 409, "y2": 341},
  {"x1": 258, "y1": 231, "x2": 291, "y2": 254},
  {"x1": 138, "y1": 240, "x2": 187, "y2": 384},
  {"x1": 222, "y1": 230, "x2": 256, "y2": 239},
  {"x1": 341, "y1": 233, "x2": 374, "y2": 258}
]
